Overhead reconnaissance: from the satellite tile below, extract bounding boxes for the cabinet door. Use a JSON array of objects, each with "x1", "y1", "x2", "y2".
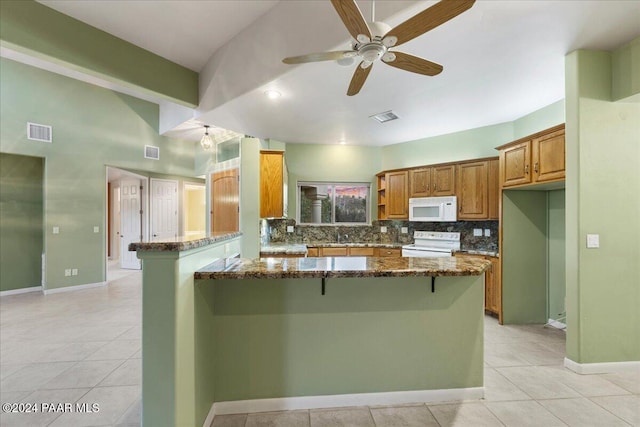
[
  {"x1": 349, "y1": 247, "x2": 375, "y2": 256},
  {"x1": 376, "y1": 248, "x2": 401, "y2": 257},
  {"x1": 487, "y1": 257, "x2": 501, "y2": 315},
  {"x1": 458, "y1": 161, "x2": 488, "y2": 220},
  {"x1": 386, "y1": 171, "x2": 409, "y2": 219},
  {"x1": 533, "y1": 129, "x2": 565, "y2": 183},
  {"x1": 431, "y1": 165, "x2": 456, "y2": 196},
  {"x1": 409, "y1": 168, "x2": 431, "y2": 198},
  {"x1": 260, "y1": 151, "x2": 283, "y2": 218},
  {"x1": 488, "y1": 159, "x2": 499, "y2": 220},
  {"x1": 320, "y1": 247, "x2": 348, "y2": 256},
  {"x1": 500, "y1": 141, "x2": 532, "y2": 187}
]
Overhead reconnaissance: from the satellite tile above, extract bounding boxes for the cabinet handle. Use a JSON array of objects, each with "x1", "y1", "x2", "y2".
[
  {"x1": 534, "y1": 162, "x2": 539, "y2": 173},
  {"x1": 525, "y1": 164, "x2": 529, "y2": 174},
  {"x1": 433, "y1": 183, "x2": 437, "y2": 191}
]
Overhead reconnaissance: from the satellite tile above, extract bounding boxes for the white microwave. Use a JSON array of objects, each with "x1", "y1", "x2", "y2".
[{"x1": 409, "y1": 196, "x2": 457, "y2": 222}]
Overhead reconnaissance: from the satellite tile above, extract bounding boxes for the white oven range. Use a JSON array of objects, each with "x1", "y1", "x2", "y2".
[{"x1": 402, "y1": 231, "x2": 460, "y2": 257}]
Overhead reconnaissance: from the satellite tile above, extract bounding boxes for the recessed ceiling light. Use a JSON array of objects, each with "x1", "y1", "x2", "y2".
[
  {"x1": 264, "y1": 90, "x2": 281, "y2": 100},
  {"x1": 370, "y1": 110, "x2": 399, "y2": 123}
]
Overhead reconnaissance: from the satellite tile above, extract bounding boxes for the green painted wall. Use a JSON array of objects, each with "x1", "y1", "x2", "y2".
[
  {"x1": 513, "y1": 100, "x2": 565, "y2": 140},
  {"x1": 240, "y1": 138, "x2": 261, "y2": 258},
  {"x1": 284, "y1": 144, "x2": 382, "y2": 222},
  {"x1": 198, "y1": 274, "x2": 483, "y2": 402},
  {"x1": 0, "y1": 153, "x2": 43, "y2": 291},
  {"x1": 0, "y1": 58, "x2": 197, "y2": 290},
  {"x1": 565, "y1": 48, "x2": 640, "y2": 364},
  {"x1": 380, "y1": 123, "x2": 511, "y2": 170},
  {"x1": 612, "y1": 37, "x2": 640, "y2": 101},
  {"x1": 0, "y1": 0, "x2": 198, "y2": 106},
  {"x1": 502, "y1": 191, "x2": 548, "y2": 324},
  {"x1": 547, "y1": 190, "x2": 566, "y2": 322}
]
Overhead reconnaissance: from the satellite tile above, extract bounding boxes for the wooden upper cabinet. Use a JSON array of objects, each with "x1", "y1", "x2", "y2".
[
  {"x1": 458, "y1": 161, "x2": 488, "y2": 220},
  {"x1": 260, "y1": 151, "x2": 284, "y2": 218},
  {"x1": 386, "y1": 170, "x2": 409, "y2": 219},
  {"x1": 488, "y1": 159, "x2": 499, "y2": 220},
  {"x1": 533, "y1": 128, "x2": 565, "y2": 182},
  {"x1": 498, "y1": 124, "x2": 565, "y2": 189},
  {"x1": 431, "y1": 165, "x2": 456, "y2": 196},
  {"x1": 409, "y1": 168, "x2": 431, "y2": 198},
  {"x1": 500, "y1": 141, "x2": 532, "y2": 188}
]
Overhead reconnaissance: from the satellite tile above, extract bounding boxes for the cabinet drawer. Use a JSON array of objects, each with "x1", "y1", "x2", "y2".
[
  {"x1": 306, "y1": 247, "x2": 319, "y2": 257},
  {"x1": 376, "y1": 248, "x2": 402, "y2": 257},
  {"x1": 320, "y1": 247, "x2": 348, "y2": 256},
  {"x1": 349, "y1": 247, "x2": 375, "y2": 256}
]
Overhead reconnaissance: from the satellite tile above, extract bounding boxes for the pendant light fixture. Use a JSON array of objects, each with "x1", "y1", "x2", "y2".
[{"x1": 200, "y1": 125, "x2": 213, "y2": 150}]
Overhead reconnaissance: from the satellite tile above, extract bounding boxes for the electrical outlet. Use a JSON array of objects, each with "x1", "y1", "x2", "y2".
[
  {"x1": 64, "y1": 269, "x2": 71, "y2": 277},
  {"x1": 586, "y1": 234, "x2": 600, "y2": 248},
  {"x1": 53, "y1": 227, "x2": 60, "y2": 234},
  {"x1": 380, "y1": 226, "x2": 387, "y2": 233},
  {"x1": 287, "y1": 226, "x2": 294, "y2": 233},
  {"x1": 401, "y1": 227, "x2": 408, "y2": 234},
  {"x1": 473, "y1": 228, "x2": 482, "y2": 237},
  {"x1": 93, "y1": 226, "x2": 99, "y2": 233},
  {"x1": 484, "y1": 229, "x2": 491, "y2": 237},
  {"x1": 71, "y1": 269, "x2": 78, "y2": 276}
]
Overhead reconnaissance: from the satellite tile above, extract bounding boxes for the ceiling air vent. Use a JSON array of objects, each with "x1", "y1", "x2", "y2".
[
  {"x1": 369, "y1": 110, "x2": 399, "y2": 123},
  {"x1": 144, "y1": 145, "x2": 160, "y2": 160},
  {"x1": 27, "y1": 122, "x2": 52, "y2": 143}
]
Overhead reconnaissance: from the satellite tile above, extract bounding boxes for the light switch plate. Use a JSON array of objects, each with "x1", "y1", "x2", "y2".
[
  {"x1": 473, "y1": 228, "x2": 482, "y2": 237},
  {"x1": 71, "y1": 269, "x2": 78, "y2": 276},
  {"x1": 401, "y1": 227, "x2": 408, "y2": 234},
  {"x1": 380, "y1": 226, "x2": 387, "y2": 233},
  {"x1": 53, "y1": 227, "x2": 60, "y2": 234},
  {"x1": 287, "y1": 226, "x2": 294, "y2": 233},
  {"x1": 484, "y1": 229, "x2": 491, "y2": 237},
  {"x1": 64, "y1": 269, "x2": 71, "y2": 277},
  {"x1": 586, "y1": 234, "x2": 600, "y2": 248},
  {"x1": 93, "y1": 226, "x2": 99, "y2": 233}
]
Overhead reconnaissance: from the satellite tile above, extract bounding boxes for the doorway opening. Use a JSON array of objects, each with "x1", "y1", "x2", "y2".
[{"x1": 106, "y1": 167, "x2": 148, "y2": 278}]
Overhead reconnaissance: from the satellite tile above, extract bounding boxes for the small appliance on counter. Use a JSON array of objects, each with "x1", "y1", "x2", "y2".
[
  {"x1": 402, "y1": 231, "x2": 460, "y2": 257},
  {"x1": 409, "y1": 196, "x2": 457, "y2": 222}
]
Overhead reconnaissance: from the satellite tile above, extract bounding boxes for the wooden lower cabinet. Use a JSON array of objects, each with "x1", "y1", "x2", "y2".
[
  {"x1": 375, "y1": 247, "x2": 402, "y2": 257},
  {"x1": 455, "y1": 254, "x2": 501, "y2": 320},
  {"x1": 309, "y1": 246, "x2": 401, "y2": 257}
]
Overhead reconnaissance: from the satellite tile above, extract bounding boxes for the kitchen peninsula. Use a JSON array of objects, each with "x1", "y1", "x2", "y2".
[{"x1": 131, "y1": 234, "x2": 490, "y2": 427}]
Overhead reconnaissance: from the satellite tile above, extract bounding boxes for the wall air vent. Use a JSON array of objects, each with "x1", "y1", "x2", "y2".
[
  {"x1": 144, "y1": 145, "x2": 160, "y2": 160},
  {"x1": 369, "y1": 110, "x2": 399, "y2": 124},
  {"x1": 27, "y1": 122, "x2": 52, "y2": 142}
]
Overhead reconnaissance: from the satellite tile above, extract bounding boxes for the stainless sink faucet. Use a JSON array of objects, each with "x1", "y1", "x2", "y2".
[{"x1": 336, "y1": 230, "x2": 349, "y2": 243}]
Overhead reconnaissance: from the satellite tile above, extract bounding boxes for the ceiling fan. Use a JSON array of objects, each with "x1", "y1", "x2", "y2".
[{"x1": 282, "y1": 0, "x2": 475, "y2": 96}]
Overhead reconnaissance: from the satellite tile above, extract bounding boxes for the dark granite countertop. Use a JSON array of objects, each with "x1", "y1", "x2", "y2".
[
  {"x1": 304, "y1": 242, "x2": 404, "y2": 248},
  {"x1": 129, "y1": 232, "x2": 242, "y2": 252},
  {"x1": 260, "y1": 242, "x2": 404, "y2": 255},
  {"x1": 455, "y1": 249, "x2": 499, "y2": 257},
  {"x1": 195, "y1": 256, "x2": 490, "y2": 280},
  {"x1": 260, "y1": 244, "x2": 308, "y2": 255}
]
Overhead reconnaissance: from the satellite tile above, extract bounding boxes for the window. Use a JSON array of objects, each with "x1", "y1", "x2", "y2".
[
  {"x1": 298, "y1": 182, "x2": 370, "y2": 224},
  {"x1": 216, "y1": 136, "x2": 240, "y2": 163}
]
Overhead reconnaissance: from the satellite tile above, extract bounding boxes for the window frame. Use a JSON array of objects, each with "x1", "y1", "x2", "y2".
[{"x1": 297, "y1": 181, "x2": 371, "y2": 225}]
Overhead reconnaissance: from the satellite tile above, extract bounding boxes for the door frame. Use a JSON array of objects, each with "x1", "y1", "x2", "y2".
[
  {"x1": 183, "y1": 182, "x2": 206, "y2": 237},
  {"x1": 105, "y1": 167, "x2": 149, "y2": 280}
]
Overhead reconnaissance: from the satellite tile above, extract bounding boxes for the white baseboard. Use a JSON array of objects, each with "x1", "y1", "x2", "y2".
[
  {"x1": 547, "y1": 318, "x2": 567, "y2": 330},
  {"x1": 564, "y1": 357, "x2": 640, "y2": 374},
  {"x1": 43, "y1": 281, "x2": 107, "y2": 295},
  {"x1": 0, "y1": 286, "x2": 43, "y2": 297},
  {"x1": 204, "y1": 387, "x2": 484, "y2": 424}
]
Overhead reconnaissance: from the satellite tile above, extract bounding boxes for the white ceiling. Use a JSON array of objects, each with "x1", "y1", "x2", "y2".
[{"x1": 37, "y1": 1, "x2": 640, "y2": 146}]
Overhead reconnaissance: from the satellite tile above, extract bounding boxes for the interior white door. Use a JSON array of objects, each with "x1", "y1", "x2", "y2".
[
  {"x1": 120, "y1": 179, "x2": 141, "y2": 270},
  {"x1": 151, "y1": 179, "x2": 178, "y2": 241}
]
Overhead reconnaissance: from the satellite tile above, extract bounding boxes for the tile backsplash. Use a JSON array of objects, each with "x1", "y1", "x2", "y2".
[{"x1": 263, "y1": 219, "x2": 498, "y2": 252}]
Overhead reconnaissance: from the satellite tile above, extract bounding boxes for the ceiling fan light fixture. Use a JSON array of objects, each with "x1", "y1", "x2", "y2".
[
  {"x1": 200, "y1": 125, "x2": 214, "y2": 150},
  {"x1": 370, "y1": 110, "x2": 399, "y2": 123}
]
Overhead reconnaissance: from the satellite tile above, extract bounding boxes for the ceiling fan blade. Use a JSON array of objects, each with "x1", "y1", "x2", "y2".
[
  {"x1": 330, "y1": 0, "x2": 371, "y2": 42},
  {"x1": 283, "y1": 50, "x2": 357, "y2": 64},
  {"x1": 382, "y1": 51, "x2": 443, "y2": 76},
  {"x1": 347, "y1": 61, "x2": 372, "y2": 96},
  {"x1": 384, "y1": 0, "x2": 475, "y2": 47}
]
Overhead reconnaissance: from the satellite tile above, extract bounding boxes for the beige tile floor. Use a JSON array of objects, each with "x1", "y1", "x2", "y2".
[{"x1": 1, "y1": 268, "x2": 638, "y2": 426}]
